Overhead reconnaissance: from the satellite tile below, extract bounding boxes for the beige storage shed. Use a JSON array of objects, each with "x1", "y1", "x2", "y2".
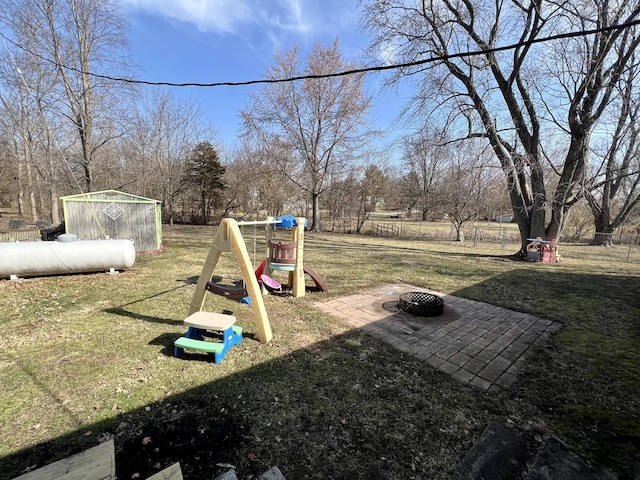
[{"x1": 61, "y1": 190, "x2": 162, "y2": 252}]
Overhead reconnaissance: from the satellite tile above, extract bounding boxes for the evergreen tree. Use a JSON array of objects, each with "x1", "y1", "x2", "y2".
[{"x1": 183, "y1": 142, "x2": 226, "y2": 224}]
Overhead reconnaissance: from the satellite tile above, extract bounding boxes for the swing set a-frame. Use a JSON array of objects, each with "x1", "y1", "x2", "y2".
[{"x1": 185, "y1": 216, "x2": 309, "y2": 345}]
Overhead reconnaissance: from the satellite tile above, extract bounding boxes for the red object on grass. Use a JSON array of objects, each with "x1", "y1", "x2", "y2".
[{"x1": 254, "y1": 259, "x2": 266, "y2": 279}]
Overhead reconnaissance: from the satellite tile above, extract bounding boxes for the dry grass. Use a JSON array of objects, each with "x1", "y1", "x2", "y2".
[{"x1": 0, "y1": 218, "x2": 639, "y2": 479}]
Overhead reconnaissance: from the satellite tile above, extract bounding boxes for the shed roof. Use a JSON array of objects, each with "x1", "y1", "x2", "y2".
[{"x1": 61, "y1": 190, "x2": 160, "y2": 204}]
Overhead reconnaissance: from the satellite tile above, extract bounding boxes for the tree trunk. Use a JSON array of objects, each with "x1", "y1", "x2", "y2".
[
  {"x1": 502, "y1": 161, "x2": 547, "y2": 255},
  {"x1": 311, "y1": 192, "x2": 321, "y2": 232},
  {"x1": 50, "y1": 187, "x2": 60, "y2": 225},
  {"x1": 453, "y1": 223, "x2": 464, "y2": 241},
  {"x1": 45, "y1": 132, "x2": 60, "y2": 224},
  {"x1": 82, "y1": 161, "x2": 93, "y2": 193},
  {"x1": 545, "y1": 122, "x2": 591, "y2": 245},
  {"x1": 16, "y1": 155, "x2": 24, "y2": 218},
  {"x1": 25, "y1": 160, "x2": 38, "y2": 223},
  {"x1": 592, "y1": 215, "x2": 614, "y2": 246},
  {"x1": 201, "y1": 190, "x2": 207, "y2": 225}
]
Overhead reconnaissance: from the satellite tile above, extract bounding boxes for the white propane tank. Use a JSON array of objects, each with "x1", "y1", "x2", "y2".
[{"x1": 0, "y1": 238, "x2": 136, "y2": 279}]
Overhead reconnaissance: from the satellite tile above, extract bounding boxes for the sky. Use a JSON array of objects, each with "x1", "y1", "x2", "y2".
[{"x1": 118, "y1": 0, "x2": 410, "y2": 152}]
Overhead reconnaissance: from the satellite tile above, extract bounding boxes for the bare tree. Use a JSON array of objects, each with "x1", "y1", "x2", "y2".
[
  {"x1": 0, "y1": 72, "x2": 39, "y2": 222},
  {"x1": 322, "y1": 161, "x2": 387, "y2": 233},
  {"x1": 220, "y1": 140, "x2": 297, "y2": 220},
  {"x1": 354, "y1": 164, "x2": 388, "y2": 233},
  {"x1": 362, "y1": 0, "x2": 640, "y2": 255},
  {"x1": 480, "y1": 175, "x2": 512, "y2": 223},
  {"x1": 440, "y1": 143, "x2": 493, "y2": 241},
  {"x1": 562, "y1": 199, "x2": 594, "y2": 242},
  {"x1": 392, "y1": 170, "x2": 420, "y2": 220},
  {"x1": 0, "y1": 28, "x2": 64, "y2": 223},
  {"x1": 241, "y1": 39, "x2": 373, "y2": 231},
  {"x1": 402, "y1": 130, "x2": 447, "y2": 221},
  {"x1": 0, "y1": 134, "x2": 14, "y2": 206},
  {"x1": 125, "y1": 90, "x2": 215, "y2": 224},
  {"x1": 584, "y1": 64, "x2": 640, "y2": 246},
  {"x1": 220, "y1": 146, "x2": 256, "y2": 218},
  {"x1": 324, "y1": 171, "x2": 358, "y2": 231},
  {"x1": 0, "y1": 0, "x2": 134, "y2": 193},
  {"x1": 253, "y1": 141, "x2": 298, "y2": 218}
]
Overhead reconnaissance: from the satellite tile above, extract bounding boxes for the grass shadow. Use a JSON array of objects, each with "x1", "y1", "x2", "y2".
[
  {"x1": 104, "y1": 307, "x2": 179, "y2": 326},
  {"x1": 148, "y1": 333, "x2": 180, "y2": 356},
  {"x1": 1, "y1": 265, "x2": 639, "y2": 479},
  {"x1": 0, "y1": 327, "x2": 490, "y2": 480}
]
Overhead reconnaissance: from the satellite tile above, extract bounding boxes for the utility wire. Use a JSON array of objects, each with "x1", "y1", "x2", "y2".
[{"x1": 1, "y1": 19, "x2": 639, "y2": 88}]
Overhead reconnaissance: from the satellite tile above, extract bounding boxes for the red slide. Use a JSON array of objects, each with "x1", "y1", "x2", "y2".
[
  {"x1": 303, "y1": 265, "x2": 328, "y2": 293},
  {"x1": 255, "y1": 259, "x2": 328, "y2": 293},
  {"x1": 254, "y1": 259, "x2": 267, "y2": 279}
]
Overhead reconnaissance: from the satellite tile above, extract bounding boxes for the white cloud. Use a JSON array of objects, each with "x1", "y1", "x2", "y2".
[
  {"x1": 119, "y1": 0, "x2": 367, "y2": 65},
  {"x1": 379, "y1": 41, "x2": 400, "y2": 66},
  {"x1": 119, "y1": 0, "x2": 312, "y2": 35},
  {"x1": 259, "y1": 0, "x2": 310, "y2": 33}
]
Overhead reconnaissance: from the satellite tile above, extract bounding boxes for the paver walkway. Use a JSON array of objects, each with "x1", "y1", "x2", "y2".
[{"x1": 313, "y1": 283, "x2": 561, "y2": 392}]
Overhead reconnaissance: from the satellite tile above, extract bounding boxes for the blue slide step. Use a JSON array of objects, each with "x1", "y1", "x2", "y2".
[{"x1": 174, "y1": 325, "x2": 243, "y2": 363}]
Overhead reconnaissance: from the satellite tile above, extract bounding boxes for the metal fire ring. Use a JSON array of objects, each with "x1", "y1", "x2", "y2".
[{"x1": 398, "y1": 292, "x2": 444, "y2": 317}]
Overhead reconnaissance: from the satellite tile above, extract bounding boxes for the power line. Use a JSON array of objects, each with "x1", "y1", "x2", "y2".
[{"x1": 1, "y1": 19, "x2": 639, "y2": 88}]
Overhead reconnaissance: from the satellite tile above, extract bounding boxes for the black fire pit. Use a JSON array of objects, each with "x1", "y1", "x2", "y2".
[{"x1": 398, "y1": 292, "x2": 444, "y2": 317}]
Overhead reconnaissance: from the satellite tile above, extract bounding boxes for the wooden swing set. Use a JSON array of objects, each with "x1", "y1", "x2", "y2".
[{"x1": 185, "y1": 216, "x2": 308, "y2": 345}]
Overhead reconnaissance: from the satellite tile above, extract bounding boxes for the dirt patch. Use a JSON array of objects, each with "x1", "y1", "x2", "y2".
[
  {"x1": 112, "y1": 398, "x2": 248, "y2": 480},
  {"x1": 0, "y1": 401, "x2": 248, "y2": 480}
]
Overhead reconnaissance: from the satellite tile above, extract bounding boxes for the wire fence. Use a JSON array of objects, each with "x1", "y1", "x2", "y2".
[
  {"x1": 362, "y1": 220, "x2": 640, "y2": 264},
  {"x1": 3, "y1": 217, "x2": 639, "y2": 264},
  {"x1": 591, "y1": 232, "x2": 640, "y2": 263},
  {"x1": 367, "y1": 221, "x2": 521, "y2": 244},
  {"x1": 0, "y1": 229, "x2": 41, "y2": 242}
]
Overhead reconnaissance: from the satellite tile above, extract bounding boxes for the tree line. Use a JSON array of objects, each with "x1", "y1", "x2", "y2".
[{"x1": 1, "y1": 0, "x2": 640, "y2": 251}]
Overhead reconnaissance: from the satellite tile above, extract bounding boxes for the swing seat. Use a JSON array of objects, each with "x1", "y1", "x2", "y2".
[
  {"x1": 268, "y1": 240, "x2": 297, "y2": 271},
  {"x1": 205, "y1": 281, "x2": 248, "y2": 300}
]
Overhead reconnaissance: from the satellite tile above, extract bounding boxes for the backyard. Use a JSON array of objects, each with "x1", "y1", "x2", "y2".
[{"x1": 0, "y1": 219, "x2": 639, "y2": 479}]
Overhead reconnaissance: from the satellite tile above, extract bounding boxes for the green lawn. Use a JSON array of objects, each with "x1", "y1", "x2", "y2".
[{"x1": 0, "y1": 225, "x2": 639, "y2": 479}]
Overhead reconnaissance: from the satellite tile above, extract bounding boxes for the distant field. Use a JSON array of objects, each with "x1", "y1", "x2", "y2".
[{"x1": 364, "y1": 216, "x2": 521, "y2": 242}]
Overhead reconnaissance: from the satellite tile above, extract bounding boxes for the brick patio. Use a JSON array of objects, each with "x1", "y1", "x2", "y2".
[{"x1": 313, "y1": 283, "x2": 561, "y2": 392}]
